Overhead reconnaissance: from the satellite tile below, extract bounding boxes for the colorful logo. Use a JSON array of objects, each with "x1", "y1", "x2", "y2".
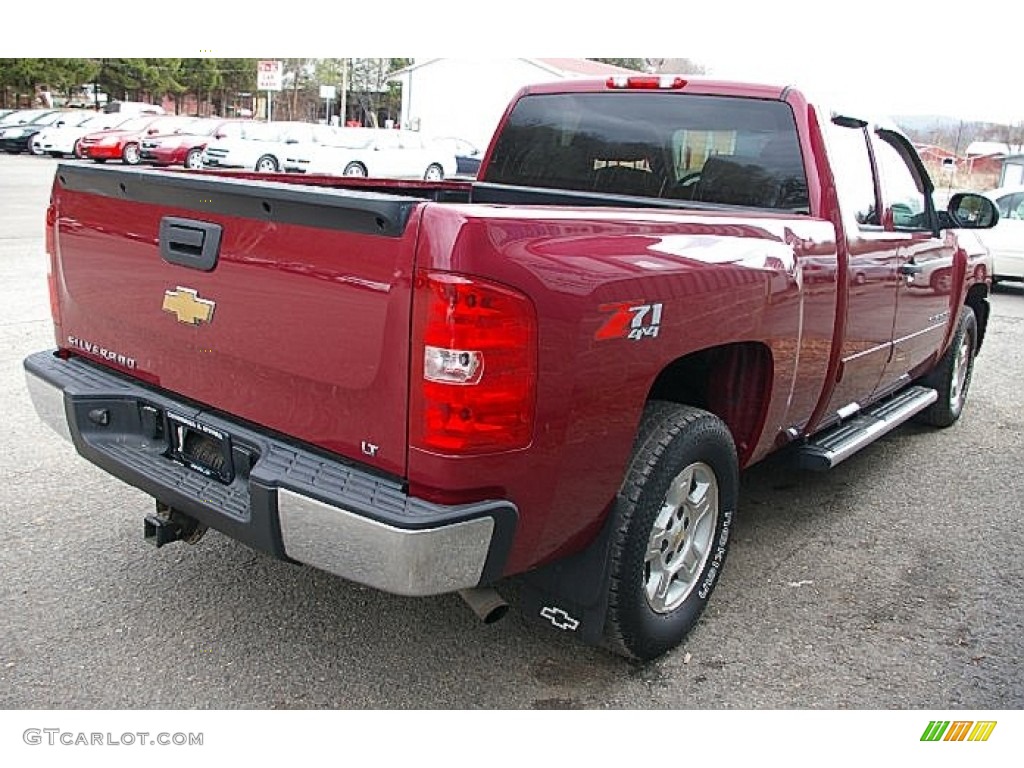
[
  {"x1": 921, "y1": 721, "x2": 997, "y2": 742},
  {"x1": 595, "y1": 302, "x2": 663, "y2": 341}
]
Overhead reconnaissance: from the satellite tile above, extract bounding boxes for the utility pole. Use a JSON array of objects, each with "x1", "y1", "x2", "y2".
[{"x1": 340, "y1": 58, "x2": 348, "y2": 126}]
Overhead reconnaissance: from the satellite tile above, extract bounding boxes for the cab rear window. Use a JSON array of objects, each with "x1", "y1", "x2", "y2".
[{"x1": 482, "y1": 92, "x2": 809, "y2": 212}]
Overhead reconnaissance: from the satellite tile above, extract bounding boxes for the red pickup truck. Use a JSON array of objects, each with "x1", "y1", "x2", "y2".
[{"x1": 24, "y1": 76, "x2": 998, "y2": 660}]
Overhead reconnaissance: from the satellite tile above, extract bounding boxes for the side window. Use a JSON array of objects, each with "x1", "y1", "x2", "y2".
[
  {"x1": 826, "y1": 123, "x2": 879, "y2": 227},
  {"x1": 997, "y1": 192, "x2": 1024, "y2": 219},
  {"x1": 872, "y1": 134, "x2": 929, "y2": 230}
]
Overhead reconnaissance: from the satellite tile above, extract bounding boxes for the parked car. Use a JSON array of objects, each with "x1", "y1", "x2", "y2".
[
  {"x1": 976, "y1": 185, "x2": 1024, "y2": 282},
  {"x1": 0, "y1": 108, "x2": 58, "y2": 128},
  {"x1": 102, "y1": 101, "x2": 165, "y2": 116},
  {"x1": 140, "y1": 118, "x2": 249, "y2": 169},
  {"x1": 202, "y1": 121, "x2": 339, "y2": 172},
  {"x1": 78, "y1": 115, "x2": 200, "y2": 165},
  {"x1": 286, "y1": 128, "x2": 457, "y2": 179},
  {"x1": 0, "y1": 110, "x2": 72, "y2": 154},
  {"x1": 429, "y1": 136, "x2": 484, "y2": 176},
  {"x1": 33, "y1": 112, "x2": 134, "y2": 157}
]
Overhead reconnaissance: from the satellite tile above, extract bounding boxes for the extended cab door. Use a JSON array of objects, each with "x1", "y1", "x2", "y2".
[
  {"x1": 870, "y1": 129, "x2": 955, "y2": 395},
  {"x1": 819, "y1": 118, "x2": 903, "y2": 416}
]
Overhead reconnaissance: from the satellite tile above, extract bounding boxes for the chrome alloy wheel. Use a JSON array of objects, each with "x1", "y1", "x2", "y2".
[
  {"x1": 950, "y1": 331, "x2": 972, "y2": 411},
  {"x1": 644, "y1": 461, "x2": 719, "y2": 614}
]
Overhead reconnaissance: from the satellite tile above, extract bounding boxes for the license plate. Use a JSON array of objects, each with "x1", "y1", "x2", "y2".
[{"x1": 167, "y1": 413, "x2": 233, "y2": 483}]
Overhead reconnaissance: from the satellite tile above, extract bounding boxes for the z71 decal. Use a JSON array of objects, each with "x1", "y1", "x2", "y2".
[{"x1": 596, "y1": 302, "x2": 664, "y2": 341}]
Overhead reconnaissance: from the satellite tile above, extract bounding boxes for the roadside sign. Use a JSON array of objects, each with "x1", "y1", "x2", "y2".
[
  {"x1": 319, "y1": 85, "x2": 337, "y2": 100},
  {"x1": 257, "y1": 61, "x2": 283, "y2": 92}
]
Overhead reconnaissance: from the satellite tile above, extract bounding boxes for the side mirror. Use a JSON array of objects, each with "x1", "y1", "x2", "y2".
[{"x1": 948, "y1": 193, "x2": 999, "y2": 229}]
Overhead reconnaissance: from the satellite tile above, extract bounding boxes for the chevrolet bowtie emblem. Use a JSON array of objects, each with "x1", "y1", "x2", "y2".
[{"x1": 162, "y1": 287, "x2": 216, "y2": 326}]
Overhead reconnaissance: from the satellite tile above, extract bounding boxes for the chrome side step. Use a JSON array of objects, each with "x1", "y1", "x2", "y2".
[{"x1": 795, "y1": 386, "x2": 938, "y2": 471}]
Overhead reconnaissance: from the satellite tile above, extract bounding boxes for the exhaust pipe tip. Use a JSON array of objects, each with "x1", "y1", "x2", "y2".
[{"x1": 458, "y1": 587, "x2": 509, "y2": 624}]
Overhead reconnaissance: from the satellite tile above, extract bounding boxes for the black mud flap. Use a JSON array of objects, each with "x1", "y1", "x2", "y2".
[{"x1": 512, "y1": 508, "x2": 619, "y2": 648}]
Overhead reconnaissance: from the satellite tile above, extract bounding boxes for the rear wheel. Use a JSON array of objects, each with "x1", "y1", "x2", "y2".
[
  {"x1": 603, "y1": 401, "x2": 738, "y2": 661},
  {"x1": 424, "y1": 163, "x2": 444, "y2": 181},
  {"x1": 122, "y1": 143, "x2": 141, "y2": 165},
  {"x1": 916, "y1": 305, "x2": 977, "y2": 428},
  {"x1": 184, "y1": 148, "x2": 204, "y2": 170}
]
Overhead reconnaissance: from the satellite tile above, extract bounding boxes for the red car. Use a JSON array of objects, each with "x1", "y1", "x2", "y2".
[
  {"x1": 139, "y1": 118, "x2": 250, "y2": 169},
  {"x1": 78, "y1": 115, "x2": 202, "y2": 165}
]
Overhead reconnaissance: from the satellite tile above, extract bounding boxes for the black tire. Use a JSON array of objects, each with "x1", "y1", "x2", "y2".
[
  {"x1": 915, "y1": 305, "x2": 977, "y2": 428},
  {"x1": 603, "y1": 401, "x2": 739, "y2": 661},
  {"x1": 343, "y1": 161, "x2": 367, "y2": 177},
  {"x1": 255, "y1": 155, "x2": 279, "y2": 173},
  {"x1": 185, "y1": 147, "x2": 205, "y2": 170},
  {"x1": 424, "y1": 163, "x2": 444, "y2": 181}
]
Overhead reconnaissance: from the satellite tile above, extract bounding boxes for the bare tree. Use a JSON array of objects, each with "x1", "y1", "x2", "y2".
[{"x1": 646, "y1": 58, "x2": 707, "y2": 75}]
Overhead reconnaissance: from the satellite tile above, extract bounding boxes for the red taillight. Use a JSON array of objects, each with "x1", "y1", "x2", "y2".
[
  {"x1": 45, "y1": 202, "x2": 62, "y2": 327},
  {"x1": 606, "y1": 75, "x2": 687, "y2": 90},
  {"x1": 410, "y1": 271, "x2": 537, "y2": 454}
]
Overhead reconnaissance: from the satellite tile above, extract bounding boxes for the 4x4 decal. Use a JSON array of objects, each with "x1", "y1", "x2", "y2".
[{"x1": 596, "y1": 302, "x2": 664, "y2": 341}]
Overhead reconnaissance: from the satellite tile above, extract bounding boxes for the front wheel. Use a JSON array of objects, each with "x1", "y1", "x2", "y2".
[
  {"x1": 255, "y1": 155, "x2": 279, "y2": 173},
  {"x1": 603, "y1": 402, "x2": 739, "y2": 661},
  {"x1": 915, "y1": 306, "x2": 977, "y2": 428},
  {"x1": 343, "y1": 161, "x2": 367, "y2": 177}
]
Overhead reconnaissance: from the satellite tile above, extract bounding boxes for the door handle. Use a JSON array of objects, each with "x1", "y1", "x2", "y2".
[{"x1": 159, "y1": 217, "x2": 222, "y2": 271}]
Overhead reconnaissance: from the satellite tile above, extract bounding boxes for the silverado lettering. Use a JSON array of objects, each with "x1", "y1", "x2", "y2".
[{"x1": 25, "y1": 76, "x2": 999, "y2": 661}]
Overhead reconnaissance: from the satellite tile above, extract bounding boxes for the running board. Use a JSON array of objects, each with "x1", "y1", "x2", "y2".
[{"x1": 795, "y1": 386, "x2": 938, "y2": 471}]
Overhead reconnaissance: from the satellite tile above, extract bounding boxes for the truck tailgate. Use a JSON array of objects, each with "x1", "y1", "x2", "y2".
[{"x1": 49, "y1": 164, "x2": 421, "y2": 477}]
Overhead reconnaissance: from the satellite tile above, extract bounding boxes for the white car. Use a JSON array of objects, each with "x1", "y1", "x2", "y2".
[
  {"x1": 286, "y1": 128, "x2": 457, "y2": 180},
  {"x1": 33, "y1": 112, "x2": 132, "y2": 157},
  {"x1": 202, "y1": 121, "x2": 340, "y2": 173},
  {"x1": 977, "y1": 185, "x2": 1024, "y2": 282}
]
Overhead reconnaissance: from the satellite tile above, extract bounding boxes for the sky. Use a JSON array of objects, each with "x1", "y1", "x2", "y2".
[{"x1": 8, "y1": 0, "x2": 1024, "y2": 125}]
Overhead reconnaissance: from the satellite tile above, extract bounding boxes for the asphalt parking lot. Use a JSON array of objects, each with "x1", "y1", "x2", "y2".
[{"x1": 0, "y1": 153, "x2": 1022, "y2": 710}]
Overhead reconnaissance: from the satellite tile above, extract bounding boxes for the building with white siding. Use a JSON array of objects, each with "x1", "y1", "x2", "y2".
[{"x1": 388, "y1": 58, "x2": 636, "y2": 152}]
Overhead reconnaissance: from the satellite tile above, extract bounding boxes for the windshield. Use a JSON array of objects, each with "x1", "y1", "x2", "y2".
[
  {"x1": 118, "y1": 116, "x2": 157, "y2": 131},
  {"x1": 28, "y1": 111, "x2": 62, "y2": 125},
  {"x1": 483, "y1": 92, "x2": 809, "y2": 212},
  {"x1": 80, "y1": 114, "x2": 132, "y2": 131}
]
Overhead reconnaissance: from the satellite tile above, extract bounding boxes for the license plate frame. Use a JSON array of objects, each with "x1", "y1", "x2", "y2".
[{"x1": 166, "y1": 413, "x2": 234, "y2": 484}]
